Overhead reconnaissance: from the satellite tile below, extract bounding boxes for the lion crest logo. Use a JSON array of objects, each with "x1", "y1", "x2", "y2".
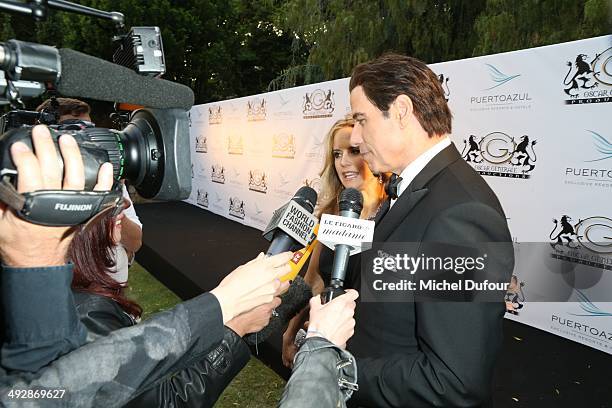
[
  {"x1": 438, "y1": 74, "x2": 451, "y2": 101},
  {"x1": 228, "y1": 197, "x2": 245, "y2": 219},
  {"x1": 208, "y1": 105, "x2": 222, "y2": 125},
  {"x1": 303, "y1": 89, "x2": 335, "y2": 118},
  {"x1": 461, "y1": 133, "x2": 537, "y2": 175}
]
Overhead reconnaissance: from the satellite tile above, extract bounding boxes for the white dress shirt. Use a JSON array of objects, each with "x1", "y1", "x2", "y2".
[{"x1": 390, "y1": 137, "x2": 452, "y2": 208}]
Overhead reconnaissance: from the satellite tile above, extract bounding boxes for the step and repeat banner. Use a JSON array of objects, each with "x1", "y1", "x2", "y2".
[{"x1": 185, "y1": 35, "x2": 612, "y2": 354}]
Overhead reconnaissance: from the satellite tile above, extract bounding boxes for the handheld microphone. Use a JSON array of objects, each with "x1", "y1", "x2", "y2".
[
  {"x1": 263, "y1": 186, "x2": 318, "y2": 256},
  {"x1": 322, "y1": 188, "x2": 363, "y2": 303}
]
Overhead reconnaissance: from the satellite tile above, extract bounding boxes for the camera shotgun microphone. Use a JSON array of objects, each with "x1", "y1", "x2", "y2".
[
  {"x1": 0, "y1": 40, "x2": 194, "y2": 110},
  {"x1": 322, "y1": 188, "x2": 363, "y2": 304}
]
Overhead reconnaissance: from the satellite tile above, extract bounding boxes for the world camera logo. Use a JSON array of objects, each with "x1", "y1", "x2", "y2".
[
  {"x1": 460, "y1": 132, "x2": 537, "y2": 178},
  {"x1": 303, "y1": 89, "x2": 335, "y2": 119},
  {"x1": 563, "y1": 47, "x2": 612, "y2": 105},
  {"x1": 195, "y1": 134, "x2": 207, "y2": 153},
  {"x1": 549, "y1": 215, "x2": 612, "y2": 270},
  {"x1": 247, "y1": 98, "x2": 267, "y2": 121},
  {"x1": 564, "y1": 130, "x2": 612, "y2": 189},
  {"x1": 196, "y1": 189, "x2": 209, "y2": 208},
  {"x1": 437, "y1": 73, "x2": 451, "y2": 101},
  {"x1": 272, "y1": 133, "x2": 296, "y2": 158},
  {"x1": 208, "y1": 105, "x2": 223, "y2": 125},
  {"x1": 211, "y1": 164, "x2": 225, "y2": 184},
  {"x1": 470, "y1": 64, "x2": 531, "y2": 112},
  {"x1": 228, "y1": 197, "x2": 245, "y2": 219},
  {"x1": 227, "y1": 134, "x2": 244, "y2": 155},
  {"x1": 248, "y1": 169, "x2": 268, "y2": 193}
]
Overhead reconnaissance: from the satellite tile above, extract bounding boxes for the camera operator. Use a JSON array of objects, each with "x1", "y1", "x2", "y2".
[
  {"x1": 1, "y1": 126, "x2": 292, "y2": 405},
  {"x1": 36, "y1": 97, "x2": 143, "y2": 286}
]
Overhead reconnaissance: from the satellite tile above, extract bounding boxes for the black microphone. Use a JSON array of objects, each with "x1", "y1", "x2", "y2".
[
  {"x1": 244, "y1": 275, "x2": 312, "y2": 346},
  {"x1": 263, "y1": 186, "x2": 317, "y2": 256},
  {"x1": 58, "y1": 48, "x2": 194, "y2": 109},
  {"x1": 322, "y1": 188, "x2": 363, "y2": 303},
  {"x1": 0, "y1": 40, "x2": 194, "y2": 110}
]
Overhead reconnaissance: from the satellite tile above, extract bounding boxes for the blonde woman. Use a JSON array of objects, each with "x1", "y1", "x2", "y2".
[{"x1": 282, "y1": 118, "x2": 388, "y2": 367}]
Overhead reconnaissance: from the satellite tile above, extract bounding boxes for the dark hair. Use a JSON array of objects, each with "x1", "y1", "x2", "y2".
[
  {"x1": 36, "y1": 97, "x2": 90, "y2": 118},
  {"x1": 69, "y1": 211, "x2": 142, "y2": 318},
  {"x1": 349, "y1": 53, "x2": 452, "y2": 137}
]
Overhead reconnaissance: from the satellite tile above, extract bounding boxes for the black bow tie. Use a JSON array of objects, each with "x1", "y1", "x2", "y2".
[{"x1": 386, "y1": 174, "x2": 402, "y2": 200}]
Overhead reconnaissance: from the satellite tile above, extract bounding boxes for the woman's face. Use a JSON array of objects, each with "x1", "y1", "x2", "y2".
[{"x1": 333, "y1": 126, "x2": 376, "y2": 190}]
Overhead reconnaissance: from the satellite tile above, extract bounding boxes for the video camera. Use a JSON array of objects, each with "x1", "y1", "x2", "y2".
[{"x1": 0, "y1": 1, "x2": 193, "y2": 226}]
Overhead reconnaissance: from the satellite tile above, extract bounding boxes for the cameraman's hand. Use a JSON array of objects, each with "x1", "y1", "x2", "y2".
[
  {"x1": 210, "y1": 252, "x2": 292, "y2": 323},
  {"x1": 226, "y1": 296, "x2": 282, "y2": 337},
  {"x1": 0, "y1": 126, "x2": 114, "y2": 267},
  {"x1": 305, "y1": 289, "x2": 359, "y2": 348}
]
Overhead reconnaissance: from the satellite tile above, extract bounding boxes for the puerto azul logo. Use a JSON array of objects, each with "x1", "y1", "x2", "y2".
[
  {"x1": 549, "y1": 215, "x2": 612, "y2": 270},
  {"x1": 470, "y1": 64, "x2": 531, "y2": 112},
  {"x1": 228, "y1": 197, "x2": 246, "y2": 219},
  {"x1": 272, "y1": 133, "x2": 296, "y2": 158},
  {"x1": 208, "y1": 105, "x2": 222, "y2": 125},
  {"x1": 195, "y1": 134, "x2": 207, "y2": 153},
  {"x1": 247, "y1": 98, "x2": 267, "y2": 121},
  {"x1": 248, "y1": 170, "x2": 268, "y2": 193},
  {"x1": 482, "y1": 64, "x2": 520, "y2": 90},
  {"x1": 196, "y1": 189, "x2": 209, "y2": 208},
  {"x1": 303, "y1": 89, "x2": 335, "y2": 119},
  {"x1": 563, "y1": 47, "x2": 612, "y2": 105},
  {"x1": 461, "y1": 132, "x2": 537, "y2": 178},
  {"x1": 564, "y1": 130, "x2": 612, "y2": 189},
  {"x1": 211, "y1": 164, "x2": 225, "y2": 184},
  {"x1": 228, "y1": 134, "x2": 244, "y2": 155}
]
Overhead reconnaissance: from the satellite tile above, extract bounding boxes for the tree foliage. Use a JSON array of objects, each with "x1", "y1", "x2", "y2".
[
  {"x1": 275, "y1": 0, "x2": 611, "y2": 86},
  {"x1": 0, "y1": 0, "x2": 295, "y2": 103}
]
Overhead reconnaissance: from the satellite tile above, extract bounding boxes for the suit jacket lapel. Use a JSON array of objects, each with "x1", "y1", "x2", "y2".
[{"x1": 374, "y1": 144, "x2": 462, "y2": 242}]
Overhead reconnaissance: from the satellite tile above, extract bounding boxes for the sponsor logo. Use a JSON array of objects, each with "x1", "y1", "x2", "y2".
[
  {"x1": 571, "y1": 290, "x2": 612, "y2": 317},
  {"x1": 549, "y1": 215, "x2": 612, "y2": 270},
  {"x1": 461, "y1": 132, "x2": 537, "y2": 178},
  {"x1": 229, "y1": 197, "x2": 246, "y2": 219},
  {"x1": 248, "y1": 170, "x2": 268, "y2": 193},
  {"x1": 505, "y1": 275, "x2": 526, "y2": 315},
  {"x1": 563, "y1": 47, "x2": 612, "y2": 105},
  {"x1": 54, "y1": 203, "x2": 93, "y2": 211},
  {"x1": 196, "y1": 189, "x2": 209, "y2": 208},
  {"x1": 195, "y1": 134, "x2": 207, "y2": 153},
  {"x1": 273, "y1": 94, "x2": 296, "y2": 119},
  {"x1": 437, "y1": 73, "x2": 451, "y2": 101},
  {"x1": 208, "y1": 105, "x2": 223, "y2": 125},
  {"x1": 550, "y1": 314, "x2": 612, "y2": 350},
  {"x1": 470, "y1": 64, "x2": 531, "y2": 112},
  {"x1": 248, "y1": 202, "x2": 268, "y2": 225},
  {"x1": 228, "y1": 134, "x2": 244, "y2": 155},
  {"x1": 303, "y1": 89, "x2": 335, "y2": 119},
  {"x1": 305, "y1": 133, "x2": 326, "y2": 162},
  {"x1": 272, "y1": 133, "x2": 296, "y2": 158},
  {"x1": 272, "y1": 173, "x2": 296, "y2": 198},
  {"x1": 211, "y1": 165, "x2": 225, "y2": 184},
  {"x1": 564, "y1": 130, "x2": 612, "y2": 189},
  {"x1": 247, "y1": 98, "x2": 267, "y2": 121},
  {"x1": 229, "y1": 167, "x2": 243, "y2": 187}
]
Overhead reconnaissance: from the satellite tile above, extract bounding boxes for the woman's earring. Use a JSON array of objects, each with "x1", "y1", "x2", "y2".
[{"x1": 378, "y1": 174, "x2": 384, "y2": 184}]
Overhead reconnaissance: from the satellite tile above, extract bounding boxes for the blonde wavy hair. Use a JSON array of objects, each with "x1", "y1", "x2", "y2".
[{"x1": 314, "y1": 118, "x2": 354, "y2": 217}]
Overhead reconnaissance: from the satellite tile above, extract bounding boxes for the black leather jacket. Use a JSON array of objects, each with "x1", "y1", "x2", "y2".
[{"x1": 73, "y1": 291, "x2": 251, "y2": 408}]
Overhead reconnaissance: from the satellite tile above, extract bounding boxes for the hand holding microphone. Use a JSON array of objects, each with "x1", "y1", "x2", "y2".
[
  {"x1": 305, "y1": 289, "x2": 359, "y2": 349},
  {"x1": 210, "y1": 251, "x2": 292, "y2": 324}
]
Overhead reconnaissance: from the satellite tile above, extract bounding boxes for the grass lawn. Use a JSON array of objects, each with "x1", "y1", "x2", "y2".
[{"x1": 126, "y1": 262, "x2": 286, "y2": 407}]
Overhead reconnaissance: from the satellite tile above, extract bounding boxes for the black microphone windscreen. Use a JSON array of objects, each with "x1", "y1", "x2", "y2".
[
  {"x1": 57, "y1": 48, "x2": 194, "y2": 110},
  {"x1": 245, "y1": 275, "x2": 312, "y2": 346},
  {"x1": 292, "y1": 186, "x2": 317, "y2": 213},
  {"x1": 339, "y1": 187, "x2": 363, "y2": 213}
]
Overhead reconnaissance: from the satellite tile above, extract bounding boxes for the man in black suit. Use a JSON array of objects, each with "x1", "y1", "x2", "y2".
[{"x1": 344, "y1": 54, "x2": 514, "y2": 407}]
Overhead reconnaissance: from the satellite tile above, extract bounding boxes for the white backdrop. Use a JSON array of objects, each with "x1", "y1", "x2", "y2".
[{"x1": 185, "y1": 35, "x2": 612, "y2": 354}]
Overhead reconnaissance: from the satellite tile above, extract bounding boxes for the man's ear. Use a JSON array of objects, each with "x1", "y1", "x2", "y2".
[{"x1": 393, "y1": 95, "x2": 413, "y2": 128}]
